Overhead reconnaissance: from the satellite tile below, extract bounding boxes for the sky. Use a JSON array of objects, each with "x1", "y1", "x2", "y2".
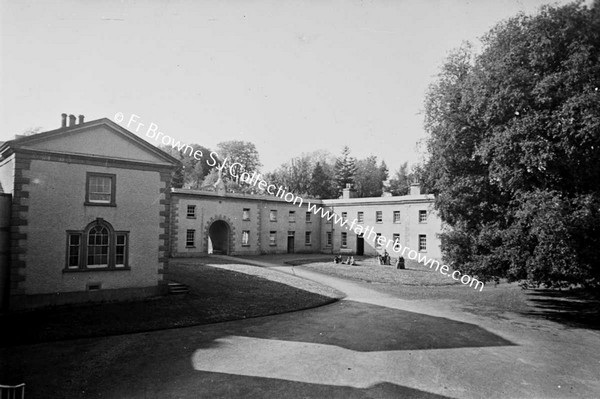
[{"x1": 0, "y1": 0, "x2": 575, "y2": 173}]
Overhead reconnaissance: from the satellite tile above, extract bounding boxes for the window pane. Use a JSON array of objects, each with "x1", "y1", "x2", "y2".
[
  {"x1": 187, "y1": 205, "x2": 196, "y2": 217},
  {"x1": 68, "y1": 233, "x2": 80, "y2": 267},
  {"x1": 116, "y1": 233, "x2": 127, "y2": 266},
  {"x1": 186, "y1": 230, "x2": 195, "y2": 247},
  {"x1": 88, "y1": 226, "x2": 109, "y2": 266},
  {"x1": 89, "y1": 176, "x2": 112, "y2": 203},
  {"x1": 419, "y1": 235, "x2": 427, "y2": 251}
]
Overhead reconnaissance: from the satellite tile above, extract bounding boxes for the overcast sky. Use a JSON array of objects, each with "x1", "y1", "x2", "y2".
[{"x1": 0, "y1": 0, "x2": 574, "y2": 173}]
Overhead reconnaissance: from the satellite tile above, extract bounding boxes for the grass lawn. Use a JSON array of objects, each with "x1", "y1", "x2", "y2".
[
  {"x1": 0, "y1": 261, "x2": 337, "y2": 347},
  {"x1": 299, "y1": 259, "x2": 600, "y2": 329},
  {"x1": 299, "y1": 258, "x2": 461, "y2": 286}
]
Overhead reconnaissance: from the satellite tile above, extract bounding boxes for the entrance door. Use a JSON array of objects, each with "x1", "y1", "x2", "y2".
[
  {"x1": 287, "y1": 231, "x2": 295, "y2": 253},
  {"x1": 209, "y1": 220, "x2": 230, "y2": 255},
  {"x1": 356, "y1": 234, "x2": 364, "y2": 256}
]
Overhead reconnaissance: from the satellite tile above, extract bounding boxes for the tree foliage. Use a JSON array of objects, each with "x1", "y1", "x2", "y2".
[
  {"x1": 388, "y1": 162, "x2": 411, "y2": 196},
  {"x1": 423, "y1": 1, "x2": 600, "y2": 288},
  {"x1": 354, "y1": 156, "x2": 389, "y2": 197},
  {"x1": 216, "y1": 140, "x2": 262, "y2": 177},
  {"x1": 310, "y1": 161, "x2": 338, "y2": 199},
  {"x1": 334, "y1": 146, "x2": 357, "y2": 196},
  {"x1": 266, "y1": 150, "x2": 337, "y2": 198},
  {"x1": 160, "y1": 143, "x2": 213, "y2": 189}
]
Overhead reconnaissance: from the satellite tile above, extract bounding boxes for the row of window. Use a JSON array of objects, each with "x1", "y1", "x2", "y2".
[
  {"x1": 338, "y1": 232, "x2": 427, "y2": 251},
  {"x1": 185, "y1": 229, "x2": 427, "y2": 251},
  {"x1": 185, "y1": 229, "x2": 314, "y2": 247},
  {"x1": 186, "y1": 206, "x2": 428, "y2": 224},
  {"x1": 345, "y1": 210, "x2": 427, "y2": 223}
]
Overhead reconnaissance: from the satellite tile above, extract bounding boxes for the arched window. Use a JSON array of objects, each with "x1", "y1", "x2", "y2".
[
  {"x1": 87, "y1": 225, "x2": 109, "y2": 267},
  {"x1": 66, "y1": 218, "x2": 129, "y2": 270}
]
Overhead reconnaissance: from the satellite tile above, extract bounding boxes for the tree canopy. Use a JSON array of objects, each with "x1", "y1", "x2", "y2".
[
  {"x1": 354, "y1": 156, "x2": 388, "y2": 197},
  {"x1": 334, "y1": 146, "x2": 358, "y2": 196},
  {"x1": 422, "y1": 1, "x2": 600, "y2": 288},
  {"x1": 160, "y1": 143, "x2": 213, "y2": 189},
  {"x1": 388, "y1": 162, "x2": 411, "y2": 196},
  {"x1": 266, "y1": 150, "x2": 337, "y2": 198}
]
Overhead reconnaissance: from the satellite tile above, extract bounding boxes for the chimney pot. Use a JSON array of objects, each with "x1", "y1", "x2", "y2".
[
  {"x1": 78, "y1": 115, "x2": 84, "y2": 124},
  {"x1": 61, "y1": 113, "x2": 67, "y2": 128},
  {"x1": 68, "y1": 114, "x2": 76, "y2": 127}
]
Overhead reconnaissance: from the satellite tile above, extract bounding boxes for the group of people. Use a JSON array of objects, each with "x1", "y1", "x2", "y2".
[
  {"x1": 333, "y1": 255, "x2": 356, "y2": 265},
  {"x1": 332, "y1": 250, "x2": 404, "y2": 269},
  {"x1": 379, "y1": 250, "x2": 405, "y2": 269},
  {"x1": 378, "y1": 250, "x2": 391, "y2": 265}
]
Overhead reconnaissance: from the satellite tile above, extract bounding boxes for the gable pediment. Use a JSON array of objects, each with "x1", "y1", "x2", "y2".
[{"x1": 11, "y1": 119, "x2": 177, "y2": 165}]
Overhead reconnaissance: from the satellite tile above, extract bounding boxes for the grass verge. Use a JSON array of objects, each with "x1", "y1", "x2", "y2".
[{"x1": 0, "y1": 262, "x2": 337, "y2": 347}]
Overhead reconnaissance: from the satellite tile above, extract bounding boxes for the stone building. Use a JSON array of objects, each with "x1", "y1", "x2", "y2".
[
  {"x1": 0, "y1": 114, "x2": 179, "y2": 309},
  {"x1": 0, "y1": 115, "x2": 442, "y2": 310},
  {"x1": 170, "y1": 182, "x2": 441, "y2": 259}
]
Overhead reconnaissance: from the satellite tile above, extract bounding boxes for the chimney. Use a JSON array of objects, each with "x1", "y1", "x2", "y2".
[
  {"x1": 342, "y1": 183, "x2": 357, "y2": 199},
  {"x1": 68, "y1": 114, "x2": 76, "y2": 127},
  {"x1": 78, "y1": 115, "x2": 85, "y2": 124},
  {"x1": 410, "y1": 182, "x2": 421, "y2": 196},
  {"x1": 61, "y1": 113, "x2": 67, "y2": 128}
]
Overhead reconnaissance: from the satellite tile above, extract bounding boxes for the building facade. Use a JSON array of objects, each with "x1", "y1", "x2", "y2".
[
  {"x1": 0, "y1": 115, "x2": 442, "y2": 310},
  {"x1": 0, "y1": 115, "x2": 179, "y2": 309},
  {"x1": 170, "y1": 183, "x2": 442, "y2": 260}
]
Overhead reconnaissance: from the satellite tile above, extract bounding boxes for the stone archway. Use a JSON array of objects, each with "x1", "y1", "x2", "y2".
[{"x1": 208, "y1": 220, "x2": 231, "y2": 255}]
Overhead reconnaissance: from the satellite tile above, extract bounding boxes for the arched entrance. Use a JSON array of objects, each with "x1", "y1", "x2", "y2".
[{"x1": 208, "y1": 220, "x2": 231, "y2": 255}]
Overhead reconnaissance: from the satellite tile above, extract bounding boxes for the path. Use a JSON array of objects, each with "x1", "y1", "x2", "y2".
[{"x1": 2, "y1": 255, "x2": 599, "y2": 398}]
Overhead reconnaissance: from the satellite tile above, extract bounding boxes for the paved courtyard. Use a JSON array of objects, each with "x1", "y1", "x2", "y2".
[{"x1": 2, "y1": 256, "x2": 599, "y2": 398}]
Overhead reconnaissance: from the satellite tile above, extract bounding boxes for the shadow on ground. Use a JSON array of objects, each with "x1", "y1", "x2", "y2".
[
  {"x1": 524, "y1": 289, "x2": 600, "y2": 330},
  {"x1": 190, "y1": 300, "x2": 514, "y2": 352},
  {"x1": 0, "y1": 265, "x2": 336, "y2": 347},
  {"x1": 132, "y1": 371, "x2": 454, "y2": 399},
  {"x1": 1, "y1": 298, "x2": 513, "y2": 398}
]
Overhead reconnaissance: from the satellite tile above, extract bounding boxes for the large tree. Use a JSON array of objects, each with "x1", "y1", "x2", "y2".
[
  {"x1": 216, "y1": 140, "x2": 262, "y2": 178},
  {"x1": 334, "y1": 146, "x2": 357, "y2": 196},
  {"x1": 266, "y1": 150, "x2": 337, "y2": 198},
  {"x1": 423, "y1": 1, "x2": 600, "y2": 288},
  {"x1": 309, "y1": 162, "x2": 337, "y2": 199},
  {"x1": 388, "y1": 162, "x2": 411, "y2": 196},
  {"x1": 354, "y1": 156, "x2": 388, "y2": 197},
  {"x1": 160, "y1": 143, "x2": 213, "y2": 189}
]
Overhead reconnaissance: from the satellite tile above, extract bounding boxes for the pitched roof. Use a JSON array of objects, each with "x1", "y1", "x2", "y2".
[{"x1": 0, "y1": 118, "x2": 180, "y2": 167}]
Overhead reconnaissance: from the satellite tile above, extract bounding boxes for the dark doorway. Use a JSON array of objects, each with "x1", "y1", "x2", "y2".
[
  {"x1": 287, "y1": 231, "x2": 295, "y2": 253},
  {"x1": 208, "y1": 220, "x2": 230, "y2": 255},
  {"x1": 356, "y1": 234, "x2": 364, "y2": 256}
]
